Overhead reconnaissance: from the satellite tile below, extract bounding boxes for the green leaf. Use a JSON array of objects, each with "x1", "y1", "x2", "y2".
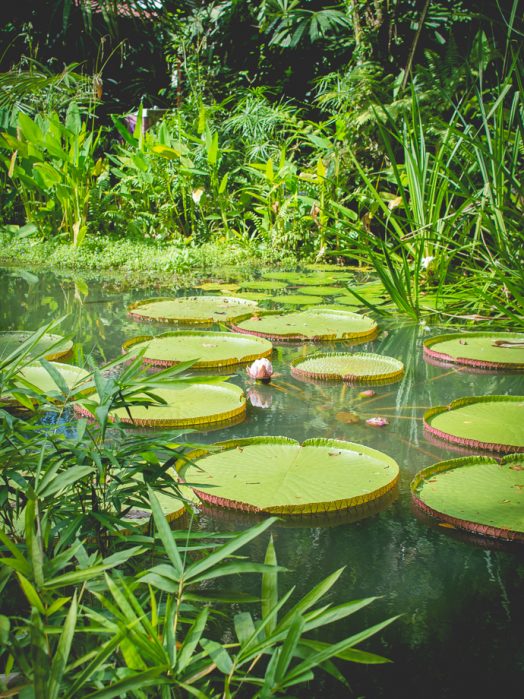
[
  {"x1": 178, "y1": 606, "x2": 209, "y2": 672},
  {"x1": 276, "y1": 567, "x2": 345, "y2": 631},
  {"x1": 83, "y1": 668, "x2": 167, "y2": 698},
  {"x1": 262, "y1": 535, "x2": 278, "y2": 636},
  {"x1": 299, "y1": 639, "x2": 391, "y2": 664},
  {"x1": 148, "y1": 487, "x2": 183, "y2": 578},
  {"x1": 180, "y1": 438, "x2": 399, "y2": 515},
  {"x1": 48, "y1": 593, "x2": 77, "y2": 699},
  {"x1": 425, "y1": 396, "x2": 524, "y2": 452},
  {"x1": 184, "y1": 518, "x2": 276, "y2": 582},
  {"x1": 200, "y1": 639, "x2": 233, "y2": 674},
  {"x1": 206, "y1": 131, "x2": 219, "y2": 166},
  {"x1": 0, "y1": 529, "x2": 31, "y2": 571},
  {"x1": 17, "y1": 573, "x2": 45, "y2": 614},
  {"x1": 123, "y1": 330, "x2": 271, "y2": 369},
  {"x1": 275, "y1": 614, "x2": 305, "y2": 685},
  {"x1": 283, "y1": 616, "x2": 399, "y2": 686},
  {"x1": 43, "y1": 564, "x2": 118, "y2": 589},
  {"x1": 18, "y1": 112, "x2": 42, "y2": 143},
  {"x1": 235, "y1": 307, "x2": 377, "y2": 341},
  {"x1": 0, "y1": 615, "x2": 10, "y2": 645},
  {"x1": 128, "y1": 295, "x2": 257, "y2": 324},
  {"x1": 291, "y1": 352, "x2": 404, "y2": 384},
  {"x1": 218, "y1": 172, "x2": 228, "y2": 194},
  {"x1": 65, "y1": 102, "x2": 81, "y2": 135},
  {"x1": 412, "y1": 453, "x2": 524, "y2": 537},
  {"x1": 188, "y1": 561, "x2": 285, "y2": 585},
  {"x1": 33, "y1": 163, "x2": 62, "y2": 188},
  {"x1": 37, "y1": 465, "x2": 93, "y2": 499},
  {"x1": 234, "y1": 612, "x2": 256, "y2": 646},
  {"x1": 64, "y1": 626, "x2": 135, "y2": 698}
]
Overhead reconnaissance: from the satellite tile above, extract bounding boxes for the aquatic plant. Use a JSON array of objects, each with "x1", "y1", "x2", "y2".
[
  {"x1": 291, "y1": 352, "x2": 404, "y2": 385},
  {"x1": 246, "y1": 357, "x2": 274, "y2": 382},
  {"x1": 128, "y1": 295, "x2": 258, "y2": 324},
  {"x1": 232, "y1": 308, "x2": 378, "y2": 342},
  {"x1": 411, "y1": 454, "x2": 524, "y2": 542},
  {"x1": 423, "y1": 396, "x2": 524, "y2": 453},
  {"x1": 0, "y1": 104, "x2": 102, "y2": 245},
  {"x1": 177, "y1": 436, "x2": 400, "y2": 515},
  {"x1": 123, "y1": 330, "x2": 273, "y2": 368}
]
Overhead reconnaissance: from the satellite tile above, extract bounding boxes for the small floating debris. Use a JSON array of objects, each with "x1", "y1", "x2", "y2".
[{"x1": 366, "y1": 417, "x2": 389, "y2": 428}]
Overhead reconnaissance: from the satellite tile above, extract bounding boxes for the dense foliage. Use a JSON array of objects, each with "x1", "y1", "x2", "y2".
[{"x1": 0, "y1": 2, "x2": 522, "y2": 316}]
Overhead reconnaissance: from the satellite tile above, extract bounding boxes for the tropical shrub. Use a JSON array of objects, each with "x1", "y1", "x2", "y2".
[{"x1": 0, "y1": 104, "x2": 103, "y2": 245}]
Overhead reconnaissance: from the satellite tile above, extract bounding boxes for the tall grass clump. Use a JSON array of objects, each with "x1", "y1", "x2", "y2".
[{"x1": 335, "y1": 50, "x2": 523, "y2": 321}]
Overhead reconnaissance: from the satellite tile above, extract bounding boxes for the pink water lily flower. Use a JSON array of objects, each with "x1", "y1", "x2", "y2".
[
  {"x1": 366, "y1": 416, "x2": 389, "y2": 427},
  {"x1": 246, "y1": 358, "x2": 273, "y2": 383}
]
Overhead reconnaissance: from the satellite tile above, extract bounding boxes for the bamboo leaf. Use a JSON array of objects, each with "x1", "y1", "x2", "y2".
[
  {"x1": 178, "y1": 606, "x2": 209, "y2": 672},
  {"x1": 148, "y1": 487, "x2": 183, "y2": 578},
  {"x1": 184, "y1": 518, "x2": 276, "y2": 582},
  {"x1": 261, "y1": 535, "x2": 278, "y2": 636},
  {"x1": 200, "y1": 639, "x2": 233, "y2": 674},
  {"x1": 83, "y1": 668, "x2": 167, "y2": 698},
  {"x1": 48, "y1": 593, "x2": 77, "y2": 699},
  {"x1": 16, "y1": 573, "x2": 45, "y2": 614}
]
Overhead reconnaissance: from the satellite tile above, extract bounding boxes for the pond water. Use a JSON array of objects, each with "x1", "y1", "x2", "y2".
[{"x1": 1, "y1": 265, "x2": 524, "y2": 698}]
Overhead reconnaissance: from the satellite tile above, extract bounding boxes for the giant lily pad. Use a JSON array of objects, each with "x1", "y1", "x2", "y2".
[
  {"x1": 230, "y1": 291, "x2": 273, "y2": 302},
  {"x1": 240, "y1": 280, "x2": 288, "y2": 291},
  {"x1": 123, "y1": 331, "x2": 272, "y2": 368},
  {"x1": 199, "y1": 490, "x2": 398, "y2": 529},
  {"x1": 303, "y1": 264, "x2": 352, "y2": 275},
  {"x1": 296, "y1": 286, "x2": 343, "y2": 296},
  {"x1": 261, "y1": 272, "x2": 337, "y2": 285},
  {"x1": 0, "y1": 331, "x2": 72, "y2": 362},
  {"x1": 423, "y1": 332, "x2": 524, "y2": 370},
  {"x1": 231, "y1": 308, "x2": 378, "y2": 342},
  {"x1": 291, "y1": 352, "x2": 404, "y2": 384},
  {"x1": 333, "y1": 296, "x2": 364, "y2": 308},
  {"x1": 273, "y1": 294, "x2": 324, "y2": 306},
  {"x1": 411, "y1": 454, "x2": 524, "y2": 541},
  {"x1": 15, "y1": 363, "x2": 90, "y2": 395},
  {"x1": 128, "y1": 296, "x2": 257, "y2": 324},
  {"x1": 177, "y1": 436, "x2": 399, "y2": 514},
  {"x1": 76, "y1": 382, "x2": 246, "y2": 428},
  {"x1": 424, "y1": 396, "x2": 524, "y2": 453},
  {"x1": 194, "y1": 282, "x2": 241, "y2": 292}
]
